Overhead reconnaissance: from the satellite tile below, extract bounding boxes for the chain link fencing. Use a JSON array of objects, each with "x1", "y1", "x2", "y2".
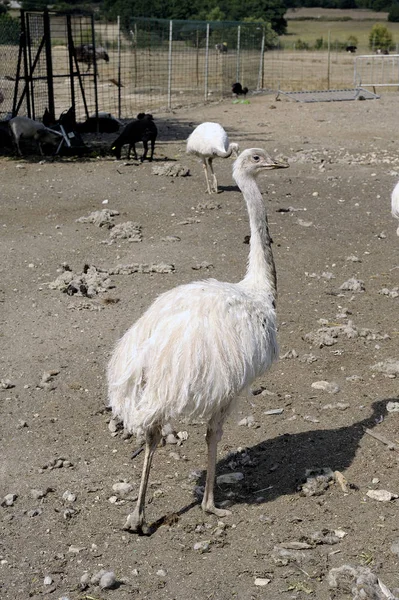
[{"x1": 0, "y1": 12, "x2": 397, "y2": 122}]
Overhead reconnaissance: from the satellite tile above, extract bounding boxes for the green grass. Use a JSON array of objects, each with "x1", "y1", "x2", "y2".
[{"x1": 282, "y1": 9, "x2": 399, "y2": 52}]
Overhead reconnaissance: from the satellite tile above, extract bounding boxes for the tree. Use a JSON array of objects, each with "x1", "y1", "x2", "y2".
[
  {"x1": 368, "y1": 23, "x2": 393, "y2": 51},
  {"x1": 388, "y1": 3, "x2": 399, "y2": 21}
]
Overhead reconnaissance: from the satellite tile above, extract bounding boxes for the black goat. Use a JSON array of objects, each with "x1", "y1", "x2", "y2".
[
  {"x1": 110, "y1": 113, "x2": 157, "y2": 161},
  {"x1": 232, "y1": 82, "x2": 249, "y2": 97}
]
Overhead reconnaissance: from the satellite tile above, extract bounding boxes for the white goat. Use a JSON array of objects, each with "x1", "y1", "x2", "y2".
[{"x1": 9, "y1": 116, "x2": 62, "y2": 156}]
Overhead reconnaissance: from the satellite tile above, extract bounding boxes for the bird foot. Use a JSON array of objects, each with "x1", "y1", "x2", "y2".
[
  {"x1": 202, "y1": 503, "x2": 232, "y2": 518},
  {"x1": 123, "y1": 512, "x2": 151, "y2": 535}
]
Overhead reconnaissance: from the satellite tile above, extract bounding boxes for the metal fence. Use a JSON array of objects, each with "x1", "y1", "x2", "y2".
[{"x1": 0, "y1": 12, "x2": 397, "y2": 122}]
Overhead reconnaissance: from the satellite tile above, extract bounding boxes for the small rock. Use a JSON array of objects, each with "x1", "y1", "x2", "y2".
[
  {"x1": 80, "y1": 572, "x2": 90, "y2": 590},
  {"x1": 62, "y1": 490, "x2": 77, "y2": 503},
  {"x1": 387, "y1": 401, "x2": 399, "y2": 413},
  {"x1": 340, "y1": 278, "x2": 365, "y2": 292},
  {"x1": 112, "y1": 482, "x2": 133, "y2": 497},
  {"x1": 99, "y1": 571, "x2": 117, "y2": 590},
  {"x1": 366, "y1": 489, "x2": 398, "y2": 502},
  {"x1": 254, "y1": 577, "x2": 271, "y2": 586},
  {"x1": 238, "y1": 415, "x2": 255, "y2": 427},
  {"x1": 390, "y1": 540, "x2": 399, "y2": 557},
  {"x1": 311, "y1": 380, "x2": 340, "y2": 394},
  {"x1": 43, "y1": 576, "x2": 53, "y2": 586},
  {"x1": 264, "y1": 408, "x2": 284, "y2": 415},
  {"x1": 193, "y1": 541, "x2": 211, "y2": 553},
  {"x1": 1, "y1": 493, "x2": 17, "y2": 507},
  {"x1": 91, "y1": 569, "x2": 107, "y2": 584},
  {"x1": 156, "y1": 569, "x2": 167, "y2": 577}
]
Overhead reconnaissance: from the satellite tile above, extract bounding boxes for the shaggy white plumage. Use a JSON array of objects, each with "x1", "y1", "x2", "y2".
[
  {"x1": 186, "y1": 122, "x2": 239, "y2": 194},
  {"x1": 107, "y1": 148, "x2": 288, "y2": 534},
  {"x1": 391, "y1": 180, "x2": 399, "y2": 235}
]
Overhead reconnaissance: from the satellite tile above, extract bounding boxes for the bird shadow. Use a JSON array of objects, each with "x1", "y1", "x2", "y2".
[
  {"x1": 149, "y1": 398, "x2": 395, "y2": 534},
  {"x1": 217, "y1": 184, "x2": 240, "y2": 193}
]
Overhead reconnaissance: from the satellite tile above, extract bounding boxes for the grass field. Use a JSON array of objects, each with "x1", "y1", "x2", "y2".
[{"x1": 283, "y1": 7, "x2": 399, "y2": 52}]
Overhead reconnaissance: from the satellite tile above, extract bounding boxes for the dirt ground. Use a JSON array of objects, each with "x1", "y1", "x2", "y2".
[{"x1": 1, "y1": 92, "x2": 399, "y2": 600}]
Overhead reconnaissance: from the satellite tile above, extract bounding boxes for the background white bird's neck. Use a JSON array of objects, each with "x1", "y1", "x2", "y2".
[{"x1": 237, "y1": 174, "x2": 277, "y2": 302}]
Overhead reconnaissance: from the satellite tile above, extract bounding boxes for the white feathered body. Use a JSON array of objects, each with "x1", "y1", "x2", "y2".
[
  {"x1": 186, "y1": 122, "x2": 235, "y2": 159},
  {"x1": 108, "y1": 278, "x2": 277, "y2": 434},
  {"x1": 392, "y1": 181, "x2": 399, "y2": 220}
]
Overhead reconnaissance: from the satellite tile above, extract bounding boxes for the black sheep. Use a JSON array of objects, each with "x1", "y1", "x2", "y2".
[{"x1": 110, "y1": 113, "x2": 157, "y2": 161}]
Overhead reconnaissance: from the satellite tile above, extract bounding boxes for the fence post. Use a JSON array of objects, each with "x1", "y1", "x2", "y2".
[
  {"x1": 117, "y1": 15, "x2": 121, "y2": 119},
  {"x1": 204, "y1": 23, "x2": 209, "y2": 102},
  {"x1": 257, "y1": 31, "x2": 265, "y2": 90},
  {"x1": 236, "y1": 25, "x2": 241, "y2": 82},
  {"x1": 90, "y1": 13, "x2": 99, "y2": 126},
  {"x1": 327, "y1": 29, "x2": 331, "y2": 89},
  {"x1": 43, "y1": 9, "x2": 55, "y2": 119},
  {"x1": 167, "y1": 20, "x2": 173, "y2": 109}
]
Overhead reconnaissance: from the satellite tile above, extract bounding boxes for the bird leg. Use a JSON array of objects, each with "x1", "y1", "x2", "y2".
[
  {"x1": 201, "y1": 414, "x2": 232, "y2": 517},
  {"x1": 123, "y1": 426, "x2": 162, "y2": 534},
  {"x1": 208, "y1": 158, "x2": 218, "y2": 193},
  {"x1": 202, "y1": 159, "x2": 213, "y2": 194}
]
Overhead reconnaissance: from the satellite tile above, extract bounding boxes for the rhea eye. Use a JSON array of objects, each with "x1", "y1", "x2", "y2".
[{"x1": 253, "y1": 155, "x2": 260, "y2": 162}]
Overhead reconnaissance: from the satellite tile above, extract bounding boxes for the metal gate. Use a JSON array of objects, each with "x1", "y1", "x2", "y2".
[{"x1": 12, "y1": 10, "x2": 100, "y2": 122}]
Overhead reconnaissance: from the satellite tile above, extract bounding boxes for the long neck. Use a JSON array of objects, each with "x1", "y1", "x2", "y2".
[
  {"x1": 236, "y1": 173, "x2": 277, "y2": 302},
  {"x1": 215, "y1": 143, "x2": 233, "y2": 158}
]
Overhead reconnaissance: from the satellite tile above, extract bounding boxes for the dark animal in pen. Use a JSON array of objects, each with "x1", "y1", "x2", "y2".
[
  {"x1": 346, "y1": 45, "x2": 357, "y2": 53},
  {"x1": 78, "y1": 112, "x2": 121, "y2": 134},
  {"x1": 8, "y1": 116, "x2": 62, "y2": 156},
  {"x1": 0, "y1": 120, "x2": 13, "y2": 154},
  {"x1": 232, "y1": 82, "x2": 249, "y2": 97},
  {"x1": 75, "y1": 44, "x2": 109, "y2": 71},
  {"x1": 215, "y1": 42, "x2": 228, "y2": 53},
  {"x1": 110, "y1": 113, "x2": 157, "y2": 161}
]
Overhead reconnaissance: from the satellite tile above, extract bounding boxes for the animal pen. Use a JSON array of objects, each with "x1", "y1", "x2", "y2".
[{"x1": 0, "y1": 11, "x2": 396, "y2": 121}]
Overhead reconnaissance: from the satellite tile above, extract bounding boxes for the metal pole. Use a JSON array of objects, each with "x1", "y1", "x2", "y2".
[
  {"x1": 25, "y1": 13, "x2": 34, "y2": 119},
  {"x1": 90, "y1": 14, "x2": 99, "y2": 129},
  {"x1": 117, "y1": 16, "x2": 121, "y2": 119},
  {"x1": 204, "y1": 23, "x2": 209, "y2": 102},
  {"x1": 66, "y1": 15, "x2": 76, "y2": 117},
  {"x1": 167, "y1": 20, "x2": 173, "y2": 109},
  {"x1": 43, "y1": 9, "x2": 55, "y2": 120},
  {"x1": 236, "y1": 25, "x2": 241, "y2": 82},
  {"x1": 327, "y1": 29, "x2": 331, "y2": 89},
  {"x1": 257, "y1": 32, "x2": 265, "y2": 90}
]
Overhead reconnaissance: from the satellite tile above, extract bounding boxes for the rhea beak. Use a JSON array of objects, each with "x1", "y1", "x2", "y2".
[{"x1": 267, "y1": 159, "x2": 289, "y2": 170}]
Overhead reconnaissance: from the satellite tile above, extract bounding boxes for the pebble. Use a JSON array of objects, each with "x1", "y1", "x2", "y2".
[
  {"x1": 254, "y1": 577, "x2": 271, "y2": 586},
  {"x1": 62, "y1": 491, "x2": 77, "y2": 503},
  {"x1": 1, "y1": 493, "x2": 17, "y2": 507},
  {"x1": 387, "y1": 401, "x2": 399, "y2": 413},
  {"x1": 43, "y1": 575, "x2": 53, "y2": 585},
  {"x1": 311, "y1": 380, "x2": 340, "y2": 394},
  {"x1": 366, "y1": 489, "x2": 398, "y2": 502},
  {"x1": 390, "y1": 540, "x2": 399, "y2": 557},
  {"x1": 216, "y1": 472, "x2": 244, "y2": 485},
  {"x1": 238, "y1": 415, "x2": 255, "y2": 426},
  {"x1": 80, "y1": 572, "x2": 90, "y2": 590},
  {"x1": 91, "y1": 569, "x2": 107, "y2": 584},
  {"x1": 99, "y1": 571, "x2": 117, "y2": 589},
  {"x1": 193, "y1": 541, "x2": 211, "y2": 553},
  {"x1": 264, "y1": 408, "x2": 284, "y2": 415},
  {"x1": 112, "y1": 482, "x2": 133, "y2": 497},
  {"x1": 156, "y1": 569, "x2": 167, "y2": 577}
]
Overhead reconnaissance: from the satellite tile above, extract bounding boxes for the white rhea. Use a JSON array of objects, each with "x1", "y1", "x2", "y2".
[
  {"x1": 186, "y1": 122, "x2": 239, "y2": 194},
  {"x1": 391, "y1": 180, "x2": 399, "y2": 236},
  {"x1": 107, "y1": 148, "x2": 288, "y2": 534}
]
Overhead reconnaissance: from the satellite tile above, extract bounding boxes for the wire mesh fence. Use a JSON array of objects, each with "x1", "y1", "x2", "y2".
[
  {"x1": 1, "y1": 11, "x2": 398, "y2": 123},
  {"x1": 0, "y1": 14, "x2": 20, "y2": 118}
]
